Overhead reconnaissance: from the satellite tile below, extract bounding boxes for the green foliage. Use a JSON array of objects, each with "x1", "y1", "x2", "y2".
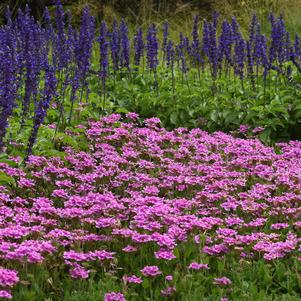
[
  {"x1": 10, "y1": 256, "x2": 301, "y2": 300},
  {"x1": 83, "y1": 64, "x2": 301, "y2": 144}
]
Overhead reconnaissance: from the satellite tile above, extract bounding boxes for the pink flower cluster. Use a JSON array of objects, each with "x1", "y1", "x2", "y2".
[
  {"x1": 0, "y1": 269, "x2": 19, "y2": 299},
  {"x1": 1, "y1": 114, "x2": 301, "y2": 299}
]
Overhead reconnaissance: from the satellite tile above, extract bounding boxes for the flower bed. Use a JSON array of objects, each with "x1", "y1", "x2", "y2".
[{"x1": 0, "y1": 114, "x2": 301, "y2": 300}]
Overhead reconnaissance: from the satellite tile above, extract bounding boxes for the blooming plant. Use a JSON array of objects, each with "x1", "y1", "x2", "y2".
[
  {"x1": 1, "y1": 4, "x2": 301, "y2": 156},
  {"x1": 0, "y1": 114, "x2": 301, "y2": 299}
]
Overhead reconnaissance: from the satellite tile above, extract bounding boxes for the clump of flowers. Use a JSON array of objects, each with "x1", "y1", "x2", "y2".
[
  {"x1": 140, "y1": 266, "x2": 162, "y2": 277},
  {"x1": 213, "y1": 277, "x2": 232, "y2": 286},
  {"x1": 188, "y1": 262, "x2": 210, "y2": 270},
  {"x1": 0, "y1": 114, "x2": 301, "y2": 298},
  {"x1": 104, "y1": 292, "x2": 126, "y2": 301}
]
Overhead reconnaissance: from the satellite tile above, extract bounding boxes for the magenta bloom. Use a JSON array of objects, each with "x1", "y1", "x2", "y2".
[
  {"x1": 154, "y1": 249, "x2": 176, "y2": 260},
  {"x1": 0, "y1": 269, "x2": 19, "y2": 287},
  {"x1": 123, "y1": 275, "x2": 142, "y2": 284},
  {"x1": 252, "y1": 126, "x2": 264, "y2": 134},
  {"x1": 126, "y1": 112, "x2": 139, "y2": 120},
  {"x1": 69, "y1": 264, "x2": 90, "y2": 279},
  {"x1": 122, "y1": 245, "x2": 138, "y2": 253},
  {"x1": 0, "y1": 290, "x2": 12, "y2": 299},
  {"x1": 238, "y1": 124, "x2": 249, "y2": 133},
  {"x1": 104, "y1": 292, "x2": 126, "y2": 301},
  {"x1": 213, "y1": 277, "x2": 232, "y2": 286},
  {"x1": 140, "y1": 266, "x2": 162, "y2": 277},
  {"x1": 188, "y1": 262, "x2": 210, "y2": 270},
  {"x1": 165, "y1": 275, "x2": 173, "y2": 281},
  {"x1": 161, "y1": 286, "x2": 176, "y2": 296}
]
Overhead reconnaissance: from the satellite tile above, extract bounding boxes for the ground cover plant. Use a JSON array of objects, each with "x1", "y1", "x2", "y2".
[
  {"x1": 0, "y1": 114, "x2": 301, "y2": 300},
  {"x1": 1, "y1": 1, "x2": 301, "y2": 301},
  {"x1": 2, "y1": 1, "x2": 301, "y2": 160}
]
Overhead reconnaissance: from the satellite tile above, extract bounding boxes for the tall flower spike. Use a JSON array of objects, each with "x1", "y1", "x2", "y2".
[
  {"x1": 166, "y1": 40, "x2": 175, "y2": 69},
  {"x1": 146, "y1": 23, "x2": 159, "y2": 72},
  {"x1": 234, "y1": 33, "x2": 246, "y2": 81},
  {"x1": 218, "y1": 20, "x2": 233, "y2": 66},
  {"x1": 134, "y1": 28, "x2": 144, "y2": 67},
  {"x1": 162, "y1": 21, "x2": 169, "y2": 59},
  {"x1": 191, "y1": 15, "x2": 203, "y2": 67},
  {"x1": 26, "y1": 65, "x2": 57, "y2": 159},
  {"x1": 0, "y1": 27, "x2": 18, "y2": 149},
  {"x1": 120, "y1": 19, "x2": 130, "y2": 70},
  {"x1": 99, "y1": 21, "x2": 109, "y2": 82},
  {"x1": 110, "y1": 19, "x2": 120, "y2": 72},
  {"x1": 177, "y1": 33, "x2": 188, "y2": 75},
  {"x1": 74, "y1": 6, "x2": 95, "y2": 89}
]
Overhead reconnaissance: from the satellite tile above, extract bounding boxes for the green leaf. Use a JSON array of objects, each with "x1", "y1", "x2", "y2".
[
  {"x1": 170, "y1": 112, "x2": 178, "y2": 125},
  {"x1": 0, "y1": 172, "x2": 16, "y2": 187},
  {"x1": 0, "y1": 158, "x2": 18, "y2": 167}
]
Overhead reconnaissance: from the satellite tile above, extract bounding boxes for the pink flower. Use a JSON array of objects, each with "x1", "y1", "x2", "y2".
[
  {"x1": 0, "y1": 269, "x2": 19, "y2": 287},
  {"x1": 294, "y1": 221, "x2": 301, "y2": 228},
  {"x1": 140, "y1": 266, "x2": 162, "y2": 277},
  {"x1": 252, "y1": 127, "x2": 264, "y2": 134},
  {"x1": 122, "y1": 245, "x2": 138, "y2": 253},
  {"x1": 69, "y1": 264, "x2": 90, "y2": 279},
  {"x1": 213, "y1": 277, "x2": 232, "y2": 286},
  {"x1": 165, "y1": 275, "x2": 173, "y2": 281},
  {"x1": 270, "y1": 223, "x2": 289, "y2": 230},
  {"x1": 194, "y1": 235, "x2": 200, "y2": 244},
  {"x1": 104, "y1": 292, "x2": 126, "y2": 301},
  {"x1": 238, "y1": 124, "x2": 249, "y2": 133},
  {"x1": 123, "y1": 275, "x2": 142, "y2": 284},
  {"x1": 161, "y1": 286, "x2": 176, "y2": 296},
  {"x1": 154, "y1": 249, "x2": 176, "y2": 260},
  {"x1": 0, "y1": 290, "x2": 12, "y2": 299},
  {"x1": 188, "y1": 262, "x2": 210, "y2": 270},
  {"x1": 144, "y1": 117, "x2": 161, "y2": 125},
  {"x1": 126, "y1": 112, "x2": 139, "y2": 119},
  {"x1": 48, "y1": 123, "x2": 57, "y2": 129}
]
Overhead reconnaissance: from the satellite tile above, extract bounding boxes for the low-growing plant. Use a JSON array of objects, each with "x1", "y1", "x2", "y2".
[{"x1": 0, "y1": 114, "x2": 301, "y2": 300}]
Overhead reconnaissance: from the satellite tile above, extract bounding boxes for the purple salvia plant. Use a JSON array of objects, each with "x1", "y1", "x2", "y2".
[
  {"x1": 177, "y1": 33, "x2": 188, "y2": 76},
  {"x1": 191, "y1": 15, "x2": 203, "y2": 69},
  {"x1": 146, "y1": 24, "x2": 159, "y2": 72},
  {"x1": 120, "y1": 19, "x2": 130, "y2": 71},
  {"x1": 99, "y1": 21, "x2": 109, "y2": 82},
  {"x1": 234, "y1": 33, "x2": 246, "y2": 82},
  {"x1": 134, "y1": 28, "x2": 144, "y2": 67},
  {"x1": 269, "y1": 15, "x2": 287, "y2": 66},
  {"x1": 98, "y1": 21, "x2": 109, "y2": 113},
  {"x1": 203, "y1": 20, "x2": 219, "y2": 80},
  {"x1": 0, "y1": 26, "x2": 18, "y2": 149},
  {"x1": 246, "y1": 41, "x2": 255, "y2": 88},
  {"x1": 110, "y1": 20, "x2": 120, "y2": 72},
  {"x1": 26, "y1": 65, "x2": 57, "y2": 159},
  {"x1": 218, "y1": 20, "x2": 233, "y2": 68},
  {"x1": 253, "y1": 25, "x2": 268, "y2": 80},
  {"x1": 162, "y1": 21, "x2": 169, "y2": 61},
  {"x1": 19, "y1": 9, "x2": 43, "y2": 126},
  {"x1": 166, "y1": 40, "x2": 175, "y2": 96},
  {"x1": 166, "y1": 40, "x2": 175, "y2": 69},
  {"x1": 54, "y1": 0, "x2": 68, "y2": 70}
]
